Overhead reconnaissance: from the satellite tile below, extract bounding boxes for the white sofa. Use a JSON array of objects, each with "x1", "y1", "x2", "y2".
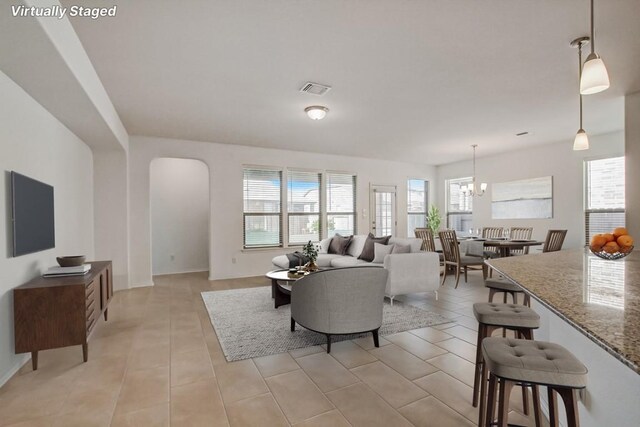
[{"x1": 272, "y1": 235, "x2": 440, "y2": 304}]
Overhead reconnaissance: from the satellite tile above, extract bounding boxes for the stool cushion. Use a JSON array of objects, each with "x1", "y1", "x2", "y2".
[
  {"x1": 482, "y1": 337, "x2": 588, "y2": 388},
  {"x1": 485, "y1": 279, "x2": 523, "y2": 293},
  {"x1": 473, "y1": 303, "x2": 539, "y2": 328}
]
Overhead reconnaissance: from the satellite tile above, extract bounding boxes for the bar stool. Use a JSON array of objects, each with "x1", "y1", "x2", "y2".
[
  {"x1": 473, "y1": 302, "x2": 540, "y2": 426},
  {"x1": 485, "y1": 278, "x2": 531, "y2": 306},
  {"x1": 482, "y1": 337, "x2": 588, "y2": 427}
]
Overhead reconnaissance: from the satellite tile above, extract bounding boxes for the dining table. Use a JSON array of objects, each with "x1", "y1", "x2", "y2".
[{"x1": 460, "y1": 237, "x2": 544, "y2": 257}]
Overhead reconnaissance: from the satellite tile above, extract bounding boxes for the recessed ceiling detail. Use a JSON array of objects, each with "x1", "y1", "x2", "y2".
[{"x1": 299, "y1": 82, "x2": 332, "y2": 96}]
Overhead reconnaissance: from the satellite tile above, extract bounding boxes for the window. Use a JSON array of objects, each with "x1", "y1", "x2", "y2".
[
  {"x1": 446, "y1": 177, "x2": 473, "y2": 233},
  {"x1": 288, "y1": 170, "x2": 321, "y2": 244},
  {"x1": 585, "y1": 157, "x2": 625, "y2": 245},
  {"x1": 326, "y1": 173, "x2": 356, "y2": 237},
  {"x1": 243, "y1": 168, "x2": 356, "y2": 247},
  {"x1": 407, "y1": 179, "x2": 428, "y2": 235},
  {"x1": 243, "y1": 168, "x2": 282, "y2": 248}
]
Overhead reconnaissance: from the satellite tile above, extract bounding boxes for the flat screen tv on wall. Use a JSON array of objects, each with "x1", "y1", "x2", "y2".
[{"x1": 11, "y1": 171, "x2": 55, "y2": 257}]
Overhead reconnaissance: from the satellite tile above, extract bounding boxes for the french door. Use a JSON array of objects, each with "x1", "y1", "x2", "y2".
[{"x1": 370, "y1": 185, "x2": 397, "y2": 237}]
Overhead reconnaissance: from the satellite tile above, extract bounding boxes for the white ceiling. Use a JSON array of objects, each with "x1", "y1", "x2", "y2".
[{"x1": 62, "y1": 0, "x2": 640, "y2": 165}]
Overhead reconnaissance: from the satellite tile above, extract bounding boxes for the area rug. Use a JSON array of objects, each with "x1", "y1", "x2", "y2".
[{"x1": 201, "y1": 286, "x2": 452, "y2": 362}]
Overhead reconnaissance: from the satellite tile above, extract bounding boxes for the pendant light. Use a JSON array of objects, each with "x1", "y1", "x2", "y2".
[
  {"x1": 571, "y1": 37, "x2": 590, "y2": 151},
  {"x1": 461, "y1": 144, "x2": 487, "y2": 197},
  {"x1": 580, "y1": 0, "x2": 610, "y2": 95}
]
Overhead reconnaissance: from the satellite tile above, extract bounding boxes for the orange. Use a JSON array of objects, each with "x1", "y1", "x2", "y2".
[
  {"x1": 590, "y1": 234, "x2": 607, "y2": 248},
  {"x1": 613, "y1": 227, "x2": 628, "y2": 238},
  {"x1": 620, "y1": 245, "x2": 634, "y2": 254},
  {"x1": 602, "y1": 233, "x2": 615, "y2": 243},
  {"x1": 603, "y1": 241, "x2": 620, "y2": 254},
  {"x1": 590, "y1": 244, "x2": 603, "y2": 253},
  {"x1": 617, "y1": 235, "x2": 634, "y2": 248}
]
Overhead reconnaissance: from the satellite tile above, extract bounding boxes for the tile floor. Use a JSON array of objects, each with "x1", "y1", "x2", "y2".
[{"x1": 0, "y1": 270, "x2": 547, "y2": 426}]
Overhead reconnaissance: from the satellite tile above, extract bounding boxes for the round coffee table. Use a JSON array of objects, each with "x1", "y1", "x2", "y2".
[{"x1": 266, "y1": 269, "x2": 309, "y2": 309}]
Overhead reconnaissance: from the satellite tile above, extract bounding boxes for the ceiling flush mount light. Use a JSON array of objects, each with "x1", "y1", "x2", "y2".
[
  {"x1": 571, "y1": 36, "x2": 590, "y2": 151},
  {"x1": 461, "y1": 144, "x2": 488, "y2": 197},
  {"x1": 580, "y1": 0, "x2": 610, "y2": 95},
  {"x1": 305, "y1": 106, "x2": 329, "y2": 120}
]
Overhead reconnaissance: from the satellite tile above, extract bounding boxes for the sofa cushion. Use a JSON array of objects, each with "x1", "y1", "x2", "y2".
[
  {"x1": 316, "y1": 254, "x2": 343, "y2": 267},
  {"x1": 391, "y1": 244, "x2": 411, "y2": 254},
  {"x1": 330, "y1": 257, "x2": 374, "y2": 268},
  {"x1": 346, "y1": 234, "x2": 368, "y2": 258},
  {"x1": 388, "y1": 237, "x2": 422, "y2": 253},
  {"x1": 328, "y1": 234, "x2": 353, "y2": 255},
  {"x1": 358, "y1": 233, "x2": 391, "y2": 262},
  {"x1": 372, "y1": 242, "x2": 394, "y2": 263}
]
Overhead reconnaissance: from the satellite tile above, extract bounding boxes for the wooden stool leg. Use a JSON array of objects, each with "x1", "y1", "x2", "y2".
[
  {"x1": 478, "y1": 362, "x2": 488, "y2": 426},
  {"x1": 548, "y1": 387, "x2": 559, "y2": 427},
  {"x1": 488, "y1": 288, "x2": 496, "y2": 302},
  {"x1": 532, "y1": 385, "x2": 543, "y2": 427},
  {"x1": 497, "y1": 378, "x2": 514, "y2": 427},
  {"x1": 473, "y1": 324, "x2": 486, "y2": 407},
  {"x1": 522, "y1": 384, "x2": 530, "y2": 415},
  {"x1": 557, "y1": 387, "x2": 581, "y2": 427},
  {"x1": 485, "y1": 373, "x2": 498, "y2": 427}
]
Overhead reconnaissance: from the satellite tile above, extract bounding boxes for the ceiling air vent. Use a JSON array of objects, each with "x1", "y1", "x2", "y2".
[{"x1": 299, "y1": 82, "x2": 332, "y2": 96}]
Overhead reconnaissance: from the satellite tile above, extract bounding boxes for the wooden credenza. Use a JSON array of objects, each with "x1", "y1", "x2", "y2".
[{"x1": 13, "y1": 261, "x2": 113, "y2": 370}]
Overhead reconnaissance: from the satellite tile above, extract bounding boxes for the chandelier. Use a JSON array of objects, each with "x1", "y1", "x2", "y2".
[{"x1": 461, "y1": 144, "x2": 487, "y2": 197}]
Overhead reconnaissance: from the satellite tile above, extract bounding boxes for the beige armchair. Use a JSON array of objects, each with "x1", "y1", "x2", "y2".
[{"x1": 290, "y1": 267, "x2": 388, "y2": 353}]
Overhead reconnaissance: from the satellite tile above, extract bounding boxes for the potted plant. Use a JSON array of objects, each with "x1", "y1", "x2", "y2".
[
  {"x1": 427, "y1": 205, "x2": 442, "y2": 236},
  {"x1": 302, "y1": 240, "x2": 319, "y2": 271}
]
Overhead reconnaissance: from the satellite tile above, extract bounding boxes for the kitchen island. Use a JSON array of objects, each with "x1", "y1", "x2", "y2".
[{"x1": 488, "y1": 249, "x2": 640, "y2": 426}]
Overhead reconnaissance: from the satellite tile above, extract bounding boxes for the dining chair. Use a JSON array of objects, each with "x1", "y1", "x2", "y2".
[
  {"x1": 509, "y1": 227, "x2": 534, "y2": 255},
  {"x1": 482, "y1": 227, "x2": 504, "y2": 239},
  {"x1": 414, "y1": 228, "x2": 436, "y2": 252},
  {"x1": 439, "y1": 230, "x2": 487, "y2": 288},
  {"x1": 543, "y1": 229, "x2": 567, "y2": 252}
]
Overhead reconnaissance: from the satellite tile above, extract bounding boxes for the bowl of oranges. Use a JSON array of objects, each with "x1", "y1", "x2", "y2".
[{"x1": 589, "y1": 227, "x2": 634, "y2": 260}]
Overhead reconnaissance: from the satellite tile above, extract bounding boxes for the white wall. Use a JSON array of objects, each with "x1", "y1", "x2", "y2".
[
  {"x1": 151, "y1": 158, "x2": 209, "y2": 275},
  {"x1": 435, "y1": 132, "x2": 625, "y2": 249},
  {"x1": 93, "y1": 149, "x2": 129, "y2": 291},
  {"x1": 625, "y1": 92, "x2": 640, "y2": 238},
  {"x1": 129, "y1": 136, "x2": 436, "y2": 285},
  {"x1": 0, "y1": 70, "x2": 94, "y2": 385}
]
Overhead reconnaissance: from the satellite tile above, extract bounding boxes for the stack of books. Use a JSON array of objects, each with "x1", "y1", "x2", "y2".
[{"x1": 43, "y1": 264, "x2": 92, "y2": 278}]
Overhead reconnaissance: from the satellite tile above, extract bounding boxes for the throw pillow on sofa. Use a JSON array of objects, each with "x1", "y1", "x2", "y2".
[
  {"x1": 391, "y1": 244, "x2": 411, "y2": 254},
  {"x1": 372, "y1": 242, "x2": 394, "y2": 263},
  {"x1": 328, "y1": 234, "x2": 353, "y2": 255},
  {"x1": 358, "y1": 233, "x2": 391, "y2": 262}
]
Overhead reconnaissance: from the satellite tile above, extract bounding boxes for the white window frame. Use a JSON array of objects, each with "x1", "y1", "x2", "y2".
[
  {"x1": 407, "y1": 178, "x2": 429, "y2": 236},
  {"x1": 584, "y1": 156, "x2": 625, "y2": 246},
  {"x1": 286, "y1": 168, "x2": 323, "y2": 245},
  {"x1": 242, "y1": 166, "x2": 284, "y2": 249},
  {"x1": 243, "y1": 166, "x2": 357, "y2": 249},
  {"x1": 446, "y1": 177, "x2": 473, "y2": 233},
  {"x1": 326, "y1": 171, "x2": 358, "y2": 239}
]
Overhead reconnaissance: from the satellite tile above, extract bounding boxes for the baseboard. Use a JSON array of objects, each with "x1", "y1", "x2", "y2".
[
  {"x1": 129, "y1": 280, "x2": 155, "y2": 288},
  {"x1": 0, "y1": 354, "x2": 30, "y2": 388},
  {"x1": 154, "y1": 269, "x2": 208, "y2": 277}
]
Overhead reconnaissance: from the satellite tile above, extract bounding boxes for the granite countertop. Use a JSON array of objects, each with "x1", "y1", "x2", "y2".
[{"x1": 487, "y1": 249, "x2": 640, "y2": 374}]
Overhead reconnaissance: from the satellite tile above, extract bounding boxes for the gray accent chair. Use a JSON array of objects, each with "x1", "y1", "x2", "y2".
[{"x1": 290, "y1": 267, "x2": 388, "y2": 353}]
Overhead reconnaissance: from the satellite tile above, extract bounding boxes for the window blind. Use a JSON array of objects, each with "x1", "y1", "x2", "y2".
[
  {"x1": 585, "y1": 157, "x2": 625, "y2": 244},
  {"x1": 408, "y1": 179, "x2": 428, "y2": 235},
  {"x1": 287, "y1": 170, "x2": 321, "y2": 244},
  {"x1": 326, "y1": 173, "x2": 356, "y2": 237},
  {"x1": 243, "y1": 168, "x2": 282, "y2": 248}
]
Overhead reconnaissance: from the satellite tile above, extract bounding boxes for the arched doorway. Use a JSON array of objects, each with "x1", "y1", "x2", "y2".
[{"x1": 150, "y1": 157, "x2": 210, "y2": 276}]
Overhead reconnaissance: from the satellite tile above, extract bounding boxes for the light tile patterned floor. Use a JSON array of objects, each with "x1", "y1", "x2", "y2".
[{"x1": 0, "y1": 271, "x2": 547, "y2": 426}]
